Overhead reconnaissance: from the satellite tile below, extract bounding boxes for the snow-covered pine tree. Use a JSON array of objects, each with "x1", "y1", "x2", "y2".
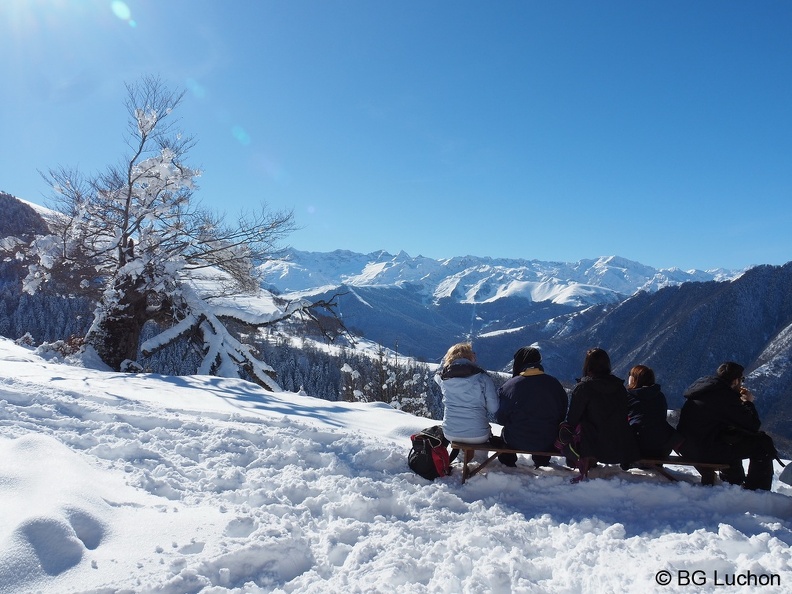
[{"x1": 18, "y1": 76, "x2": 339, "y2": 390}]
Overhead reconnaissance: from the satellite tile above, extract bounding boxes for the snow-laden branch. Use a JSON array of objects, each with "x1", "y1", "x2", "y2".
[
  {"x1": 183, "y1": 286, "x2": 280, "y2": 390},
  {"x1": 135, "y1": 107, "x2": 158, "y2": 136},
  {"x1": 140, "y1": 313, "x2": 200, "y2": 356},
  {"x1": 139, "y1": 284, "x2": 280, "y2": 390}
]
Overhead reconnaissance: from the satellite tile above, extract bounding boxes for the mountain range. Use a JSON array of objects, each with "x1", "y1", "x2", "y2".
[
  {"x1": 259, "y1": 248, "x2": 736, "y2": 306},
  {"x1": 258, "y1": 247, "x2": 742, "y2": 371}
]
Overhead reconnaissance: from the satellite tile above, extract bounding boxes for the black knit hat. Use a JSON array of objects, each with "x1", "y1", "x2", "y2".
[{"x1": 512, "y1": 347, "x2": 542, "y2": 376}]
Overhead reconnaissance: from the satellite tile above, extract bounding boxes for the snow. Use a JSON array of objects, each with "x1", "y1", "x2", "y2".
[
  {"x1": 258, "y1": 249, "x2": 742, "y2": 308},
  {"x1": 135, "y1": 108, "x2": 159, "y2": 136},
  {"x1": 1, "y1": 337, "x2": 791, "y2": 593}
]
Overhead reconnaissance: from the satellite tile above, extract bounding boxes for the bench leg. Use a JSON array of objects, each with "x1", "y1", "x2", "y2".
[
  {"x1": 649, "y1": 464, "x2": 679, "y2": 483},
  {"x1": 461, "y1": 449, "x2": 474, "y2": 484},
  {"x1": 696, "y1": 466, "x2": 716, "y2": 486},
  {"x1": 460, "y1": 449, "x2": 503, "y2": 484}
]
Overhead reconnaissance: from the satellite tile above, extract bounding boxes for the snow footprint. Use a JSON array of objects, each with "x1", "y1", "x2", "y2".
[
  {"x1": 224, "y1": 516, "x2": 258, "y2": 538},
  {"x1": 19, "y1": 517, "x2": 83, "y2": 575},
  {"x1": 66, "y1": 507, "x2": 105, "y2": 550},
  {"x1": 17, "y1": 508, "x2": 106, "y2": 575}
]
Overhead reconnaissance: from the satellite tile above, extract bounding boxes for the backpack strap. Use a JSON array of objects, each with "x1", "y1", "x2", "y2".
[
  {"x1": 417, "y1": 425, "x2": 448, "y2": 448},
  {"x1": 416, "y1": 429, "x2": 439, "y2": 443}
]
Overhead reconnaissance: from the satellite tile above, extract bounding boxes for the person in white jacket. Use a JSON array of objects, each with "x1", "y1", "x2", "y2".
[{"x1": 434, "y1": 342, "x2": 499, "y2": 444}]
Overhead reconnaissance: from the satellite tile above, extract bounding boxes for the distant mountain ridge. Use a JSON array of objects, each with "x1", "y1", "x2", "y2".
[
  {"x1": 260, "y1": 248, "x2": 739, "y2": 307},
  {"x1": 257, "y1": 247, "x2": 745, "y2": 384}
]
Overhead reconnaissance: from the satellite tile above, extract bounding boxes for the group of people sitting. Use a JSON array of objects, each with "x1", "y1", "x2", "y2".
[{"x1": 434, "y1": 342, "x2": 779, "y2": 490}]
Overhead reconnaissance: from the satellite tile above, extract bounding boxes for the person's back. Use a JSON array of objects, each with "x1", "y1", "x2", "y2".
[
  {"x1": 626, "y1": 365, "x2": 679, "y2": 459},
  {"x1": 568, "y1": 374, "x2": 639, "y2": 464},
  {"x1": 677, "y1": 374, "x2": 760, "y2": 459},
  {"x1": 434, "y1": 343, "x2": 499, "y2": 444},
  {"x1": 677, "y1": 361, "x2": 775, "y2": 490},
  {"x1": 498, "y1": 372, "x2": 568, "y2": 451},
  {"x1": 494, "y1": 347, "x2": 566, "y2": 467},
  {"x1": 627, "y1": 384, "x2": 677, "y2": 458}
]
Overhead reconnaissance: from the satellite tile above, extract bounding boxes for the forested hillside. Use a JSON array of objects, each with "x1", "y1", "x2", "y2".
[{"x1": 0, "y1": 192, "x2": 94, "y2": 341}]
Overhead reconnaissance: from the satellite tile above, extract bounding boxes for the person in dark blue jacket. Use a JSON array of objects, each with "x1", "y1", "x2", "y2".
[
  {"x1": 496, "y1": 347, "x2": 568, "y2": 468},
  {"x1": 677, "y1": 362, "x2": 777, "y2": 490},
  {"x1": 625, "y1": 365, "x2": 681, "y2": 459}
]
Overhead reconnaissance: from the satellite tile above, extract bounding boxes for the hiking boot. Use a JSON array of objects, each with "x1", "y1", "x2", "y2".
[{"x1": 498, "y1": 452, "x2": 518, "y2": 467}]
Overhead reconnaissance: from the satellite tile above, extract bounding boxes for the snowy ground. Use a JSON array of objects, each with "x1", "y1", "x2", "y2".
[{"x1": 0, "y1": 337, "x2": 790, "y2": 594}]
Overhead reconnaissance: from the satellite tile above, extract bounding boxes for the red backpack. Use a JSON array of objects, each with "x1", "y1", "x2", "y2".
[{"x1": 408, "y1": 426, "x2": 459, "y2": 480}]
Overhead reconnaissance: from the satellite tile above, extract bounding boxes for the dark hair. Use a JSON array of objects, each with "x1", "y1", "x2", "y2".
[
  {"x1": 512, "y1": 346, "x2": 542, "y2": 376},
  {"x1": 629, "y1": 364, "x2": 655, "y2": 388},
  {"x1": 717, "y1": 361, "x2": 744, "y2": 383},
  {"x1": 582, "y1": 348, "x2": 611, "y2": 379}
]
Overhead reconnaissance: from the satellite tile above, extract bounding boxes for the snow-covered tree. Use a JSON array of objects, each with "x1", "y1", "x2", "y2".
[{"x1": 17, "y1": 76, "x2": 338, "y2": 390}]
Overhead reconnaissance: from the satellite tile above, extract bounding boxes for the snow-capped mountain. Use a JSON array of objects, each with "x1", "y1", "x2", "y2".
[
  {"x1": 257, "y1": 249, "x2": 742, "y2": 375},
  {"x1": 260, "y1": 248, "x2": 738, "y2": 307},
  {"x1": 255, "y1": 248, "x2": 745, "y2": 381}
]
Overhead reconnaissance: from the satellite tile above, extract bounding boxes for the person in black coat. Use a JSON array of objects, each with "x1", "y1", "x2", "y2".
[
  {"x1": 625, "y1": 365, "x2": 681, "y2": 460},
  {"x1": 496, "y1": 347, "x2": 568, "y2": 468},
  {"x1": 566, "y1": 348, "x2": 640, "y2": 481},
  {"x1": 677, "y1": 361, "x2": 777, "y2": 491}
]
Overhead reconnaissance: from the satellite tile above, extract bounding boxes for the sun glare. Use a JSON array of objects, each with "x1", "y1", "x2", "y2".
[
  {"x1": 110, "y1": 1, "x2": 130, "y2": 20},
  {"x1": 110, "y1": 0, "x2": 136, "y2": 27},
  {"x1": 1, "y1": 0, "x2": 137, "y2": 35}
]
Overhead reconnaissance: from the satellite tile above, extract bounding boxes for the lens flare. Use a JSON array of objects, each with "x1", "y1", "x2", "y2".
[
  {"x1": 231, "y1": 126, "x2": 251, "y2": 146},
  {"x1": 110, "y1": 1, "x2": 136, "y2": 27},
  {"x1": 110, "y1": 1, "x2": 130, "y2": 20},
  {"x1": 185, "y1": 78, "x2": 207, "y2": 99}
]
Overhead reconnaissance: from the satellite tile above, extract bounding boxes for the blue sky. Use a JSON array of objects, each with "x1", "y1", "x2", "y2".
[{"x1": 1, "y1": 1, "x2": 790, "y2": 271}]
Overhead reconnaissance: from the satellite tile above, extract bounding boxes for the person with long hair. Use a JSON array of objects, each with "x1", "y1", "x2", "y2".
[
  {"x1": 434, "y1": 342, "x2": 499, "y2": 444},
  {"x1": 565, "y1": 348, "x2": 639, "y2": 481}
]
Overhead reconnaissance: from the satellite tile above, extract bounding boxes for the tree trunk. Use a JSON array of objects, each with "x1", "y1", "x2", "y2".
[{"x1": 86, "y1": 274, "x2": 150, "y2": 371}]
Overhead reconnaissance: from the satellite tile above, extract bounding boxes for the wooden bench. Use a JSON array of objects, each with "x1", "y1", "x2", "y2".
[
  {"x1": 450, "y1": 442, "x2": 559, "y2": 484},
  {"x1": 450, "y1": 442, "x2": 730, "y2": 485},
  {"x1": 628, "y1": 457, "x2": 731, "y2": 485}
]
